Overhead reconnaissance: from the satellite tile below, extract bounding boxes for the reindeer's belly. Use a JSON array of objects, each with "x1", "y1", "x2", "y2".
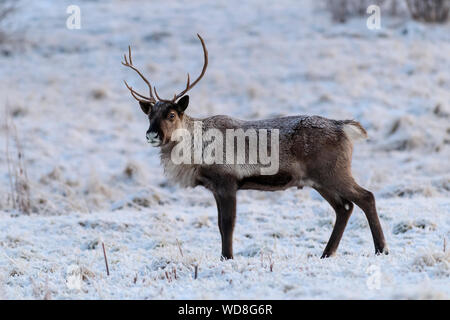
[{"x1": 238, "y1": 171, "x2": 306, "y2": 191}]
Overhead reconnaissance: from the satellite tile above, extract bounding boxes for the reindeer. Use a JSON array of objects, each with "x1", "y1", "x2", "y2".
[{"x1": 122, "y1": 34, "x2": 388, "y2": 260}]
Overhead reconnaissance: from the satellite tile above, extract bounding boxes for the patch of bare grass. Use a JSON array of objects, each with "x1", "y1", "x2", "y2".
[{"x1": 4, "y1": 106, "x2": 31, "y2": 214}]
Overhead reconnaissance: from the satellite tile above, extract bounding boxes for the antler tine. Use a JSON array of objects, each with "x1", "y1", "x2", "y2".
[
  {"x1": 128, "y1": 45, "x2": 133, "y2": 65},
  {"x1": 172, "y1": 34, "x2": 208, "y2": 102},
  {"x1": 185, "y1": 73, "x2": 190, "y2": 91},
  {"x1": 122, "y1": 45, "x2": 156, "y2": 103},
  {"x1": 153, "y1": 72, "x2": 192, "y2": 104},
  {"x1": 129, "y1": 88, "x2": 147, "y2": 102},
  {"x1": 123, "y1": 80, "x2": 154, "y2": 103},
  {"x1": 153, "y1": 86, "x2": 172, "y2": 103}
]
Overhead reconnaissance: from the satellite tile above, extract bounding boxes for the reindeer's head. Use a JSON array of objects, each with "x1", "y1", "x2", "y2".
[{"x1": 122, "y1": 34, "x2": 208, "y2": 147}]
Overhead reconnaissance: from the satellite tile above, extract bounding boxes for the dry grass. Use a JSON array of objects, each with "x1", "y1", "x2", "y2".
[
  {"x1": 4, "y1": 106, "x2": 31, "y2": 214},
  {"x1": 406, "y1": 0, "x2": 449, "y2": 23},
  {"x1": 0, "y1": 0, "x2": 18, "y2": 44},
  {"x1": 324, "y1": 0, "x2": 449, "y2": 24},
  {"x1": 325, "y1": 0, "x2": 386, "y2": 22},
  {"x1": 101, "y1": 242, "x2": 110, "y2": 276},
  {"x1": 325, "y1": 0, "x2": 409, "y2": 22}
]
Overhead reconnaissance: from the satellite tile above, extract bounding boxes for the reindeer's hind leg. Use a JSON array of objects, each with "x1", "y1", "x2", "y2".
[
  {"x1": 313, "y1": 164, "x2": 388, "y2": 256},
  {"x1": 315, "y1": 188, "x2": 354, "y2": 258},
  {"x1": 343, "y1": 183, "x2": 388, "y2": 255}
]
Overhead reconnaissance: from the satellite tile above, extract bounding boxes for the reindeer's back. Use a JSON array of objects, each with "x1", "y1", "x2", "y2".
[{"x1": 202, "y1": 114, "x2": 346, "y2": 147}]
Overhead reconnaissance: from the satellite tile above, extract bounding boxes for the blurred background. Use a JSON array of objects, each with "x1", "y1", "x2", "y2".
[
  {"x1": 1, "y1": 0, "x2": 448, "y2": 215},
  {"x1": 0, "y1": 0, "x2": 449, "y2": 299}
]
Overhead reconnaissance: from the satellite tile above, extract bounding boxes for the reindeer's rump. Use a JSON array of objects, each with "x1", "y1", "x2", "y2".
[{"x1": 247, "y1": 115, "x2": 366, "y2": 147}]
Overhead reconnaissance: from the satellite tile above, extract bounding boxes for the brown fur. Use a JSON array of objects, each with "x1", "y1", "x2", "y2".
[{"x1": 140, "y1": 101, "x2": 388, "y2": 260}]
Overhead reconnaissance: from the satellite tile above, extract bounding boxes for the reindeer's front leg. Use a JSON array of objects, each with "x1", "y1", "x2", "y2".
[{"x1": 213, "y1": 185, "x2": 237, "y2": 260}]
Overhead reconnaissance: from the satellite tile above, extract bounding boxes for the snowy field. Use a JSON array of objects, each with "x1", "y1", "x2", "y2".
[{"x1": 0, "y1": 0, "x2": 449, "y2": 299}]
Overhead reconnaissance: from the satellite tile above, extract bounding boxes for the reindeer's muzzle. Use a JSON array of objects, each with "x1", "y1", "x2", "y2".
[{"x1": 146, "y1": 131, "x2": 161, "y2": 147}]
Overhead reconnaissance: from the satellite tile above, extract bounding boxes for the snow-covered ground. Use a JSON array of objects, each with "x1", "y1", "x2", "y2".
[{"x1": 0, "y1": 0, "x2": 449, "y2": 299}]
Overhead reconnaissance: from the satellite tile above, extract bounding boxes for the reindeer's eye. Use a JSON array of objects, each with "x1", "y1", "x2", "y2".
[{"x1": 168, "y1": 112, "x2": 176, "y2": 120}]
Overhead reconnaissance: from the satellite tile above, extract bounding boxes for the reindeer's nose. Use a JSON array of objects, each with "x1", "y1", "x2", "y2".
[
  {"x1": 146, "y1": 131, "x2": 160, "y2": 145},
  {"x1": 146, "y1": 131, "x2": 156, "y2": 141}
]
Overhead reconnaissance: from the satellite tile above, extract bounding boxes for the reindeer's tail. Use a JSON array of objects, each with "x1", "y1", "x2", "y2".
[{"x1": 342, "y1": 120, "x2": 368, "y2": 142}]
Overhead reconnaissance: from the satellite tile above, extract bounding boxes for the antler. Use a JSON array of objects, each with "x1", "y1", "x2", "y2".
[
  {"x1": 123, "y1": 34, "x2": 208, "y2": 104},
  {"x1": 154, "y1": 34, "x2": 208, "y2": 103},
  {"x1": 122, "y1": 46, "x2": 156, "y2": 104}
]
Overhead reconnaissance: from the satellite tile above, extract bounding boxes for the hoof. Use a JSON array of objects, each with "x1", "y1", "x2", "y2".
[
  {"x1": 375, "y1": 247, "x2": 389, "y2": 256},
  {"x1": 320, "y1": 252, "x2": 335, "y2": 259}
]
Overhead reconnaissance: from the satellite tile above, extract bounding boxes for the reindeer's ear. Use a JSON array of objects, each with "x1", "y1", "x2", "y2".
[
  {"x1": 139, "y1": 101, "x2": 151, "y2": 115},
  {"x1": 176, "y1": 95, "x2": 189, "y2": 113}
]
